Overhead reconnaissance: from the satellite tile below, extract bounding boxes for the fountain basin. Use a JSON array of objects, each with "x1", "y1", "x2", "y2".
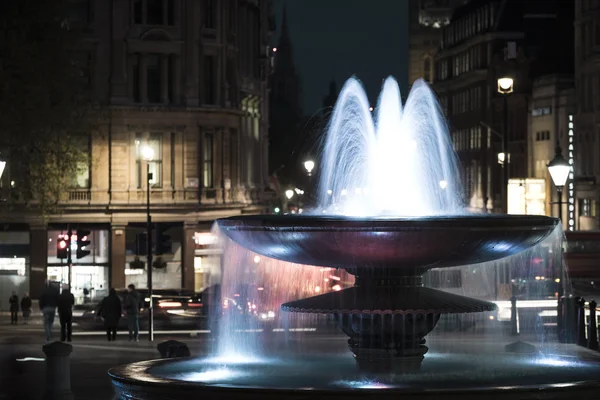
[
  {"x1": 110, "y1": 351, "x2": 600, "y2": 400},
  {"x1": 217, "y1": 215, "x2": 558, "y2": 274}
]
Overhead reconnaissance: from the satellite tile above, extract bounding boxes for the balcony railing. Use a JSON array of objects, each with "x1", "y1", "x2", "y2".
[{"x1": 67, "y1": 190, "x2": 91, "y2": 202}]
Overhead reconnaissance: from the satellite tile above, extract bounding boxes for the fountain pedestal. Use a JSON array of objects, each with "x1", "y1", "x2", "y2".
[{"x1": 283, "y1": 274, "x2": 495, "y2": 372}]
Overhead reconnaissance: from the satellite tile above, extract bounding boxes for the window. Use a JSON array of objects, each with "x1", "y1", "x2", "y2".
[
  {"x1": 203, "y1": 55, "x2": 216, "y2": 105},
  {"x1": 147, "y1": 54, "x2": 161, "y2": 103},
  {"x1": 71, "y1": 52, "x2": 92, "y2": 100},
  {"x1": 168, "y1": 55, "x2": 176, "y2": 103},
  {"x1": 532, "y1": 107, "x2": 552, "y2": 117},
  {"x1": 67, "y1": 0, "x2": 93, "y2": 24},
  {"x1": 167, "y1": 0, "x2": 176, "y2": 26},
  {"x1": 203, "y1": 133, "x2": 214, "y2": 188},
  {"x1": 136, "y1": 133, "x2": 163, "y2": 188},
  {"x1": 203, "y1": 0, "x2": 215, "y2": 29},
  {"x1": 147, "y1": 0, "x2": 163, "y2": 25},
  {"x1": 132, "y1": 54, "x2": 140, "y2": 102},
  {"x1": 134, "y1": 0, "x2": 143, "y2": 24},
  {"x1": 535, "y1": 131, "x2": 550, "y2": 141},
  {"x1": 70, "y1": 134, "x2": 90, "y2": 189},
  {"x1": 580, "y1": 199, "x2": 597, "y2": 217}
]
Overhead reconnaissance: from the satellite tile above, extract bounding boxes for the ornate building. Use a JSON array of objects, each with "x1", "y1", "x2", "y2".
[
  {"x1": 0, "y1": 0, "x2": 275, "y2": 304},
  {"x1": 408, "y1": 0, "x2": 465, "y2": 86},
  {"x1": 573, "y1": 0, "x2": 600, "y2": 230},
  {"x1": 268, "y1": 6, "x2": 303, "y2": 188},
  {"x1": 433, "y1": 0, "x2": 573, "y2": 213}
]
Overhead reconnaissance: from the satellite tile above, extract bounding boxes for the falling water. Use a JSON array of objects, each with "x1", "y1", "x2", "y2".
[
  {"x1": 317, "y1": 77, "x2": 463, "y2": 216},
  {"x1": 205, "y1": 76, "x2": 576, "y2": 382}
]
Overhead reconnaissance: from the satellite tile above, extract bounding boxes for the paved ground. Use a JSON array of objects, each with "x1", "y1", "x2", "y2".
[{"x1": 0, "y1": 318, "x2": 598, "y2": 400}]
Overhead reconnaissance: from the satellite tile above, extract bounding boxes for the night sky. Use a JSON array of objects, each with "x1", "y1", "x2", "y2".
[{"x1": 273, "y1": 0, "x2": 409, "y2": 117}]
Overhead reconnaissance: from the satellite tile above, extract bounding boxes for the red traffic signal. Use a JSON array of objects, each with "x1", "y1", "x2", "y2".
[{"x1": 57, "y1": 236, "x2": 69, "y2": 259}]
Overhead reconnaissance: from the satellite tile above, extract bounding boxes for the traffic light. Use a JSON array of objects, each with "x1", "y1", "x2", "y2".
[
  {"x1": 155, "y1": 227, "x2": 171, "y2": 255},
  {"x1": 76, "y1": 229, "x2": 91, "y2": 259},
  {"x1": 57, "y1": 235, "x2": 69, "y2": 259}
]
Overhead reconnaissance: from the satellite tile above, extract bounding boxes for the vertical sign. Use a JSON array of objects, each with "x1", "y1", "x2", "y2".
[{"x1": 568, "y1": 114, "x2": 575, "y2": 231}]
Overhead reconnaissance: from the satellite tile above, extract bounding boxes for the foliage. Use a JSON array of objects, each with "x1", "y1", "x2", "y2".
[
  {"x1": 130, "y1": 256, "x2": 145, "y2": 270},
  {"x1": 0, "y1": 0, "x2": 102, "y2": 218},
  {"x1": 153, "y1": 257, "x2": 167, "y2": 270}
]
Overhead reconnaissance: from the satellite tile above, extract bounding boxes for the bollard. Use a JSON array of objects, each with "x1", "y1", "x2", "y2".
[
  {"x1": 510, "y1": 295, "x2": 519, "y2": 336},
  {"x1": 564, "y1": 296, "x2": 578, "y2": 343},
  {"x1": 588, "y1": 300, "x2": 599, "y2": 350},
  {"x1": 577, "y1": 297, "x2": 587, "y2": 347},
  {"x1": 157, "y1": 340, "x2": 191, "y2": 359},
  {"x1": 42, "y1": 341, "x2": 74, "y2": 400}
]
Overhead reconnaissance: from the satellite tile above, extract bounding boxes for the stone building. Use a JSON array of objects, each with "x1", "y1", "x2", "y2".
[
  {"x1": 433, "y1": 0, "x2": 573, "y2": 213},
  {"x1": 573, "y1": 0, "x2": 600, "y2": 230},
  {"x1": 408, "y1": 0, "x2": 466, "y2": 86},
  {"x1": 0, "y1": 0, "x2": 275, "y2": 304}
]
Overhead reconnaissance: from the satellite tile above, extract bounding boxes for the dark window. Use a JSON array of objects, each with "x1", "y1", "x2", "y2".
[
  {"x1": 147, "y1": 0, "x2": 163, "y2": 25},
  {"x1": 203, "y1": 0, "x2": 215, "y2": 29},
  {"x1": 70, "y1": 134, "x2": 91, "y2": 189},
  {"x1": 204, "y1": 134, "x2": 214, "y2": 188},
  {"x1": 204, "y1": 55, "x2": 216, "y2": 105},
  {"x1": 147, "y1": 55, "x2": 161, "y2": 103},
  {"x1": 134, "y1": 0, "x2": 143, "y2": 24},
  {"x1": 424, "y1": 58, "x2": 431, "y2": 82},
  {"x1": 167, "y1": 0, "x2": 176, "y2": 25},
  {"x1": 168, "y1": 55, "x2": 176, "y2": 104},
  {"x1": 132, "y1": 55, "x2": 140, "y2": 102}
]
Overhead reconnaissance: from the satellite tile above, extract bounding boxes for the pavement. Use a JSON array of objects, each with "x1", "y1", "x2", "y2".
[{"x1": 1, "y1": 319, "x2": 599, "y2": 400}]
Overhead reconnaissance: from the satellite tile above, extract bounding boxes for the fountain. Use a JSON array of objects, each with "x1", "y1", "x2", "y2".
[{"x1": 110, "y1": 77, "x2": 600, "y2": 399}]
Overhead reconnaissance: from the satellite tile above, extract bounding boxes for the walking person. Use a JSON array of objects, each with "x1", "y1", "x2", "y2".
[
  {"x1": 9, "y1": 291, "x2": 18, "y2": 325},
  {"x1": 39, "y1": 281, "x2": 59, "y2": 341},
  {"x1": 98, "y1": 288, "x2": 122, "y2": 341},
  {"x1": 58, "y1": 285, "x2": 75, "y2": 342},
  {"x1": 21, "y1": 293, "x2": 32, "y2": 325},
  {"x1": 124, "y1": 284, "x2": 141, "y2": 342}
]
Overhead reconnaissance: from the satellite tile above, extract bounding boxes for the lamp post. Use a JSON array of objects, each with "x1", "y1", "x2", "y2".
[
  {"x1": 547, "y1": 142, "x2": 570, "y2": 312},
  {"x1": 141, "y1": 144, "x2": 155, "y2": 342},
  {"x1": 304, "y1": 160, "x2": 315, "y2": 205},
  {"x1": 497, "y1": 76, "x2": 513, "y2": 213}
]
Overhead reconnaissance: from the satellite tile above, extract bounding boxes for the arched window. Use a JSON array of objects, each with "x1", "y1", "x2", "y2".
[{"x1": 423, "y1": 57, "x2": 432, "y2": 82}]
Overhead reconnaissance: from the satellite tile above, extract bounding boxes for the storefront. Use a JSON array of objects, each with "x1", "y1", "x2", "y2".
[
  {"x1": 0, "y1": 229, "x2": 30, "y2": 310},
  {"x1": 47, "y1": 226, "x2": 110, "y2": 304},
  {"x1": 124, "y1": 223, "x2": 183, "y2": 290},
  {"x1": 194, "y1": 231, "x2": 222, "y2": 293}
]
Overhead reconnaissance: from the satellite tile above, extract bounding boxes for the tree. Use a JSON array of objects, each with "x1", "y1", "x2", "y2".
[{"x1": 0, "y1": 0, "x2": 101, "y2": 218}]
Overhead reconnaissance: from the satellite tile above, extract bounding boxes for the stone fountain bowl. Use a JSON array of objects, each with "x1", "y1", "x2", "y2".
[{"x1": 216, "y1": 214, "x2": 559, "y2": 274}]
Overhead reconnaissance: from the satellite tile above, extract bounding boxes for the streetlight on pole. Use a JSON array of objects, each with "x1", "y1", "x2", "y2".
[
  {"x1": 304, "y1": 160, "x2": 315, "y2": 177},
  {"x1": 547, "y1": 142, "x2": 570, "y2": 225},
  {"x1": 497, "y1": 76, "x2": 513, "y2": 213},
  {"x1": 141, "y1": 144, "x2": 155, "y2": 342},
  {"x1": 547, "y1": 142, "x2": 570, "y2": 336}
]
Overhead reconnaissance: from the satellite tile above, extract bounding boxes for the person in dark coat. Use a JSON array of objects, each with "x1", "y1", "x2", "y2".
[
  {"x1": 58, "y1": 286, "x2": 75, "y2": 342},
  {"x1": 39, "y1": 281, "x2": 60, "y2": 342},
  {"x1": 124, "y1": 284, "x2": 141, "y2": 342},
  {"x1": 20, "y1": 293, "x2": 32, "y2": 324},
  {"x1": 8, "y1": 291, "x2": 18, "y2": 325},
  {"x1": 98, "y1": 288, "x2": 122, "y2": 341}
]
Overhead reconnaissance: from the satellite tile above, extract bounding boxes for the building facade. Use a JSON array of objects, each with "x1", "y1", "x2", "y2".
[
  {"x1": 0, "y1": 0, "x2": 275, "y2": 306},
  {"x1": 574, "y1": 0, "x2": 600, "y2": 230},
  {"x1": 433, "y1": 0, "x2": 574, "y2": 213},
  {"x1": 408, "y1": 0, "x2": 466, "y2": 86},
  {"x1": 528, "y1": 75, "x2": 576, "y2": 226}
]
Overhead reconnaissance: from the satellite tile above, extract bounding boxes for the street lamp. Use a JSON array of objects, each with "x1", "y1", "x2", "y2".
[
  {"x1": 141, "y1": 144, "x2": 155, "y2": 342},
  {"x1": 547, "y1": 142, "x2": 570, "y2": 224},
  {"x1": 497, "y1": 76, "x2": 513, "y2": 213},
  {"x1": 547, "y1": 142, "x2": 570, "y2": 313},
  {"x1": 285, "y1": 189, "x2": 294, "y2": 200},
  {"x1": 304, "y1": 160, "x2": 315, "y2": 177}
]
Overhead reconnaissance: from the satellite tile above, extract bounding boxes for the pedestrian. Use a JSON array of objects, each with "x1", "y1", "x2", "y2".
[
  {"x1": 21, "y1": 293, "x2": 32, "y2": 325},
  {"x1": 124, "y1": 284, "x2": 141, "y2": 342},
  {"x1": 39, "y1": 281, "x2": 59, "y2": 342},
  {"x1": 58, "y1": 285, "x2": 75, "y2": 342},
  {"x1": 9, "y1": 291, "x2": 19, "y2": 325},
  {"x1": 98, "y1": 288, "x2": 122, "y2": 341}
]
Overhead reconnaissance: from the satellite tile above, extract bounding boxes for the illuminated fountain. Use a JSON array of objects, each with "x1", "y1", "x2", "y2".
[{"x1": 110, "y1": 77, "x2": 600, "y2": 398}]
